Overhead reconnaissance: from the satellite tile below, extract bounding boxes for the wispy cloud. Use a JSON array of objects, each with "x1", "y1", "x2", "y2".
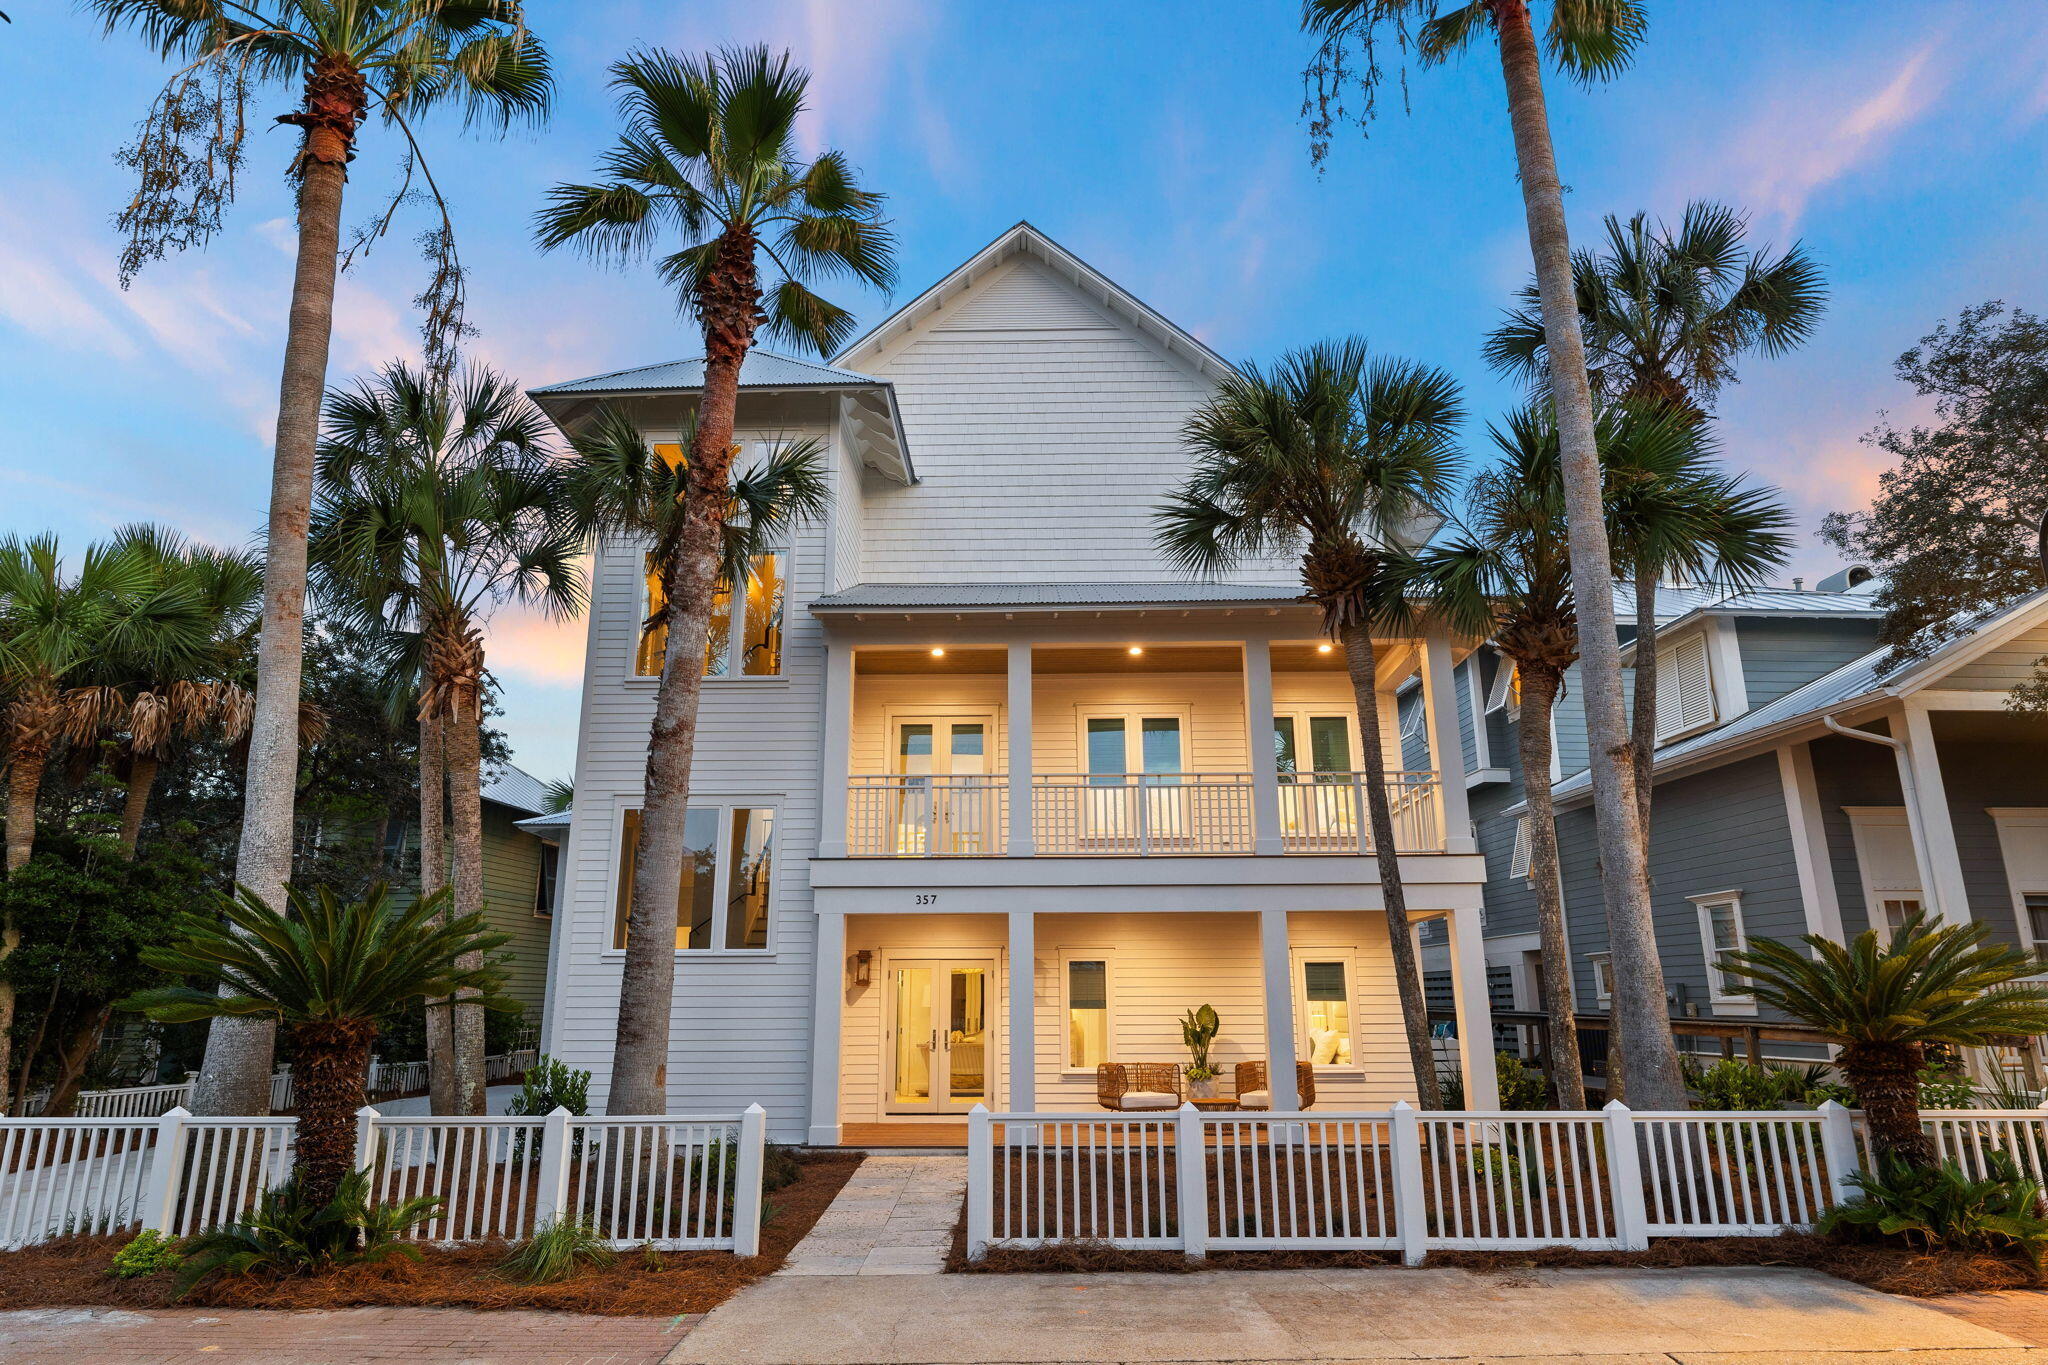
[{"x1": 484, "y1": 599, "x2": 588, "y2": 689}]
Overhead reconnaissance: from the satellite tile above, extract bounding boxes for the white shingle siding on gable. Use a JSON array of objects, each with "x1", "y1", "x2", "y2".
[{"x1": 854, "y1": 258, "x2": 1297, "y2": 586}]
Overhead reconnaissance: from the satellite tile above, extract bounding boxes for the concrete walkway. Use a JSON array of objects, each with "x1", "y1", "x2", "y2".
[
  {"x1": 778, "y1": 1154, "x2": 964, "y2": 1277},
  {"x1": 668, "y1": 1265, "x2": 2040, "y2": 1364}
]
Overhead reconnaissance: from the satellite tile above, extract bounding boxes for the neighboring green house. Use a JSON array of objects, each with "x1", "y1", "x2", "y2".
[{"x1": 386, "y1": 763, "x2": 561, "y2": 1025}]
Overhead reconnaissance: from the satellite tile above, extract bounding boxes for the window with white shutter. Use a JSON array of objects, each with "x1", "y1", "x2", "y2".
[
  {"x1": 1509, "y1": 815, "x2": 1533, "y2": 880},
  {"x1": 1654, "y1": 633, "x2": 1716, "y2": 740}
]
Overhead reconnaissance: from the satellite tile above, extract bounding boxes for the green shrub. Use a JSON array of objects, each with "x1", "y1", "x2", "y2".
[
  {"x1": 1496, "y1": 1052, "x2": 1550, "y2": 1110},
  {"x1": 1820, "y1": 1153, "x2": 2048, "y2": 1270},
  {"x1": 109, "y1": 1228, "x2": 182, "y2": 1279},
  {"x1": 176, "y1": 1171, "x2": 441, "y2": 1292},
  {"x1": 1919, "y1": 1059, "x2": 1981, "y2": 1110},
  {"x1": 498, "y1": 1218, "x2": 616, "y2": 1285},
  {"x1": 763, "y1": 1143, "x2": 802, "y2": 1193},
  {"x1": 1680, "y1": 1057, "x2": 1856, "y2": 1110},
  {"x1": 508, "y1": 1055, "x2": 592, "y2": 1118}
]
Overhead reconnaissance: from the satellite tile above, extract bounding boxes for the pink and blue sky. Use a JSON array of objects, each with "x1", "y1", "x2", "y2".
[{"x1": 3, "y1": 1, "x2": 2045, "y2": 779}]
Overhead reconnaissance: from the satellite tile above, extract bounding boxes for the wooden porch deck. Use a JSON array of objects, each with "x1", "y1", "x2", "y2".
[{"x1": 839, "y1": 1122, "x2": 972, "y2": 1148}]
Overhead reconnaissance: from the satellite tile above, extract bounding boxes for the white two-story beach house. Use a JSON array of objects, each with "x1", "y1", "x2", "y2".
[{"x1": 526, "y1": 224, "x2": 1500, "y2": 1144}]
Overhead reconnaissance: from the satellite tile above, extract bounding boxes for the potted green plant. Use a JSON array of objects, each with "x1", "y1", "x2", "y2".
[{"x1": 1181, "y1": 1003, "x2": 1220, "y2": 1098}]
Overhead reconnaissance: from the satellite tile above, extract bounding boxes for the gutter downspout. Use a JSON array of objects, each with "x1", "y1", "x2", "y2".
[{"x1": 1822, "y1": 714, "x2": 1945, "y2": 922}]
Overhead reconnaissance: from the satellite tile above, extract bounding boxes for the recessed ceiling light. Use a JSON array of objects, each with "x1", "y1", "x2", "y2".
[
  {"x1": 1317, "y1": 642, "x2": 1334, "y2": 655},
  {"x1": 929, "y1": 647, "x2": 946, "y2": 658},
  {"x1": 1127, "y1": 645, "x2": 1145, "y2": 657}
]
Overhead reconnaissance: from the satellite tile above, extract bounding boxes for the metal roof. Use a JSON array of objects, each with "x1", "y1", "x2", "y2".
[
  {"x1": 531, "y1": 349, "x2": 886, "y2": 396},
  {"x1": 810, "y1": 581, "x2": 1309, "y2": 612},
  {"x1": 515, "y1": 809, "x2": 571, "y2": 837},
  {"x1": 481, "y1": 763, "x2": 553, "y2": 817}
]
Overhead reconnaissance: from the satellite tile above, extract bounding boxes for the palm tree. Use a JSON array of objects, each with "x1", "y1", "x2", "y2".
[
  {"x1": 1722, "y1": 913, "x2": 2048, "y2": 1165},
  {"x1": 1485, "y1": 201, "x2": 1818, "y2": 845},
  {"x1": 1159, "y1": 338, "x2": 1461, "y2": 1107},
  {"x1": 95, "y1": 0, "x2": 550, "y2": 1118},
  {"x1": 88, "y1": 526, "x2": 263, "y2": 858},
  {"x1": 125, "y1": 884, "x2": 510, "y2": 1206},
  {"x1": 0, "y1": 534, "x2": 186, "y2": 1090},
  {"x1": 536, "y1": 45, "x2": 892, "y2": 1115},
  {"x1": 562, "y1": 405, "x2": 829, "y2": 1113},
  {"x1": 1302, "y1": 0, "x2": 1685, "y2": 1108},
  {"x1": 310, "y1": 362, "x2": 583, "y2": 1116},
  {"x1": 1484, "y1": 201, "x2": 1826, "y2": 419}
]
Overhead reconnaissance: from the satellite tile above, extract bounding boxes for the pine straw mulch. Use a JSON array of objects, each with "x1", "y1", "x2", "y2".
[
  {"x1": 943, "y1": 1213, "x2": 2044, "y2": 1298},
  {"x1": 0, "y1": 1152, "x2": 860, "y2": 1316}
]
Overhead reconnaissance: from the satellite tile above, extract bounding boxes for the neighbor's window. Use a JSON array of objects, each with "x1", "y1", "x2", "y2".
[
  {"x1": 612, "y1": 805, "x2": 754, "y2": 950},
  {"x1": 1695, "y1": 894, "x2": 1747, "y2": 1002},
  {"x1": 2026, "y1": 894, "x2": 2048, "y2": 946},
  {"x1": 1881, "y1": 896, "x2": 1925, "y2": 934},
  {"x1": 1588, "y1": 952, "x2": 1614, "y2": 1005},
  {"x1": 534, "y1": 841, "x2": 559, "y2": 917},
  {"x1": 1066, "y1": 959, "x2": 1109, "y2": 1069},
  {"x1": 722, "y1": 808, "x2": 776, "y2": 950},
  {"x1": 1300, "y1": 959, "x2": 1353, "y2": 1066},
  {"x1": 634, "y1": 442, "x2": 786, "y2": 679}
]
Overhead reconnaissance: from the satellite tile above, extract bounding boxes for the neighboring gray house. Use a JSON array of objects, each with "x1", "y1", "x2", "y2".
[{"x1": 1439, "y1": 574, "x2": 2048, "y2": 1082}]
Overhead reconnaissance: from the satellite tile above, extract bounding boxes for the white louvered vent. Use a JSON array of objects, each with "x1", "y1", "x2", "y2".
[
  {"x1": 1655, "y1": 633, "x2": 1716, "y2": 739},
  {"x1": 1509, "y1": 815, "x2": 1533, "y2": 880},
  {"x1": 937, "y1": 261, "x2": 1116, "y2": 331}
]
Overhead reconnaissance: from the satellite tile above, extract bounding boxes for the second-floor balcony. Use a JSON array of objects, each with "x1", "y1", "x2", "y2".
[{"x1": 846, "y1": 770, "x2": 1444, "y2": 857}]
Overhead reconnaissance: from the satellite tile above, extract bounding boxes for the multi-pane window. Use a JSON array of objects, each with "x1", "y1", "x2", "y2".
[
  {"x1": 2027, "y1": 894, "x2": 2048, "y2": 947},
  {"x1": 612, "y1": 804, "x2": 776, "y2": 951},
  {"x1": 1299, "y1": 959, "x2": 1353, "y2": 1066},
  {"x1": 1695, "y1": 894, "x2": 1747, "y2": 1002},
  {"x1": 634, "y1": 442, "x2": 787, "y2": 678},
  {"x1": 1881, "y1": 896, "x2": 1924, "y2": 934},
  {"x1": 1273, "y1": 714, "x2": 1352, "y2": 776},
  {"x1": 1066, "y1": 958, "x2": 1109, "y2": 1069}
]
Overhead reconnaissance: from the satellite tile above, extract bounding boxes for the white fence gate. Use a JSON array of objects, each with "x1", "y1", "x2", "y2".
[
  {"x1": 0, "y1": 1104, "x2": 767, "y2": 1254},
  {"x1": 967, "y1": 1100, "x2": 1883, "y2": 1262}
]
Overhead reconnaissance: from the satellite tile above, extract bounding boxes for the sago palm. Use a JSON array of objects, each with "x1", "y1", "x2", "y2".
[
  {"x1": 95, "y1": 0, "x2": 550, "y2": 1117},
  {"x1": 1159, "y1": 337, "x2": 1461, "y2": 1107},
  {"x1": 1721, "y1": 913, "x2": 2048, "y2": 1165},
  {"x1": 124, "y1": 884, "x2": 511, "y2": 1205},
  {"x1": 310, "y1": 361, "x2": 583, "y2": 1116},
  {"x1": 86, "y1": 525, "x2": 264, "y2": 859},
  {"x1": 1484, "y1": 200, "x2": 1826, "y2": 418},
  {"x1": 1303, "y1": 0, "x2": 1682, "y2": 1107},
  {"x1": 537, "y1": 45, "x2": 890, "y2": 1114}
]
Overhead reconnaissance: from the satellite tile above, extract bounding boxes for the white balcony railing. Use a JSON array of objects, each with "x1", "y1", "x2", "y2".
[{"x1": 844, "y1": 771, "x2": 1445, "y2": 857}]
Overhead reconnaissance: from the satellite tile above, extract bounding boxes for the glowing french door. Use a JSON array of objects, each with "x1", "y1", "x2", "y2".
[
  {"x1": 887, "y1": 958, "x2": 995, "y2": 1113},
  {"x1": 891, "y1": 718, "x2": 994, "y2": 855}
]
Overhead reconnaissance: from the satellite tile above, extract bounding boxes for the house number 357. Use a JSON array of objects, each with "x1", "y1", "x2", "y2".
[{"x1": 914, "y1": 893, "x2": 939, "y2": 906}]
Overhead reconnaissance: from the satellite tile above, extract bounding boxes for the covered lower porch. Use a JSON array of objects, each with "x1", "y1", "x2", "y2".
[{"x1": 806, "y1": 905, "x2": 1499, "y2": 1147}]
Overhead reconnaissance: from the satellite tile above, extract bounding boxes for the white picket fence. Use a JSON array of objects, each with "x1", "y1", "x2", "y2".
[
  {"x1": 967, "y1": 1100, "x2": 1871, "y2": 1262},
  {"x1": 18, "y1": 1050, "x2": 544, "y2": 1121},
  {"x1": 0, "y1": 1104, "x2": 767, "y2": 1253}
]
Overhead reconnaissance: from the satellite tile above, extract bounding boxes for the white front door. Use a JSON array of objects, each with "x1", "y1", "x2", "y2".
[{"x1": 887, "y1": 958, "x2": 997, "y2": 1114}]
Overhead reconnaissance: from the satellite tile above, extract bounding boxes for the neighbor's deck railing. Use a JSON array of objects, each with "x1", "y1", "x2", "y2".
[
  {"x1": 0, "y1": 1103, "x2": 767, "y2": 1253},
  {"x1": 845, "y1": 771, "x2": 1446, "y2": 857},
  {"x1": 967, "y1": 1100, "x2": 1880, "y2": 1261}
]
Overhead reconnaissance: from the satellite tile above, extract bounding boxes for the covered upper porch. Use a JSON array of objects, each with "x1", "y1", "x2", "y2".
[{"x1": 812, "y1": 584, "x2": 1478, "y2": 865}]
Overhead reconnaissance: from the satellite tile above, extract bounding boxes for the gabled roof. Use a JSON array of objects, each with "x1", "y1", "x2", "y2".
[
  {"x1": 481, "y1": 763, "x2": 552, "y2": 817},
  {"x1": 810, "y1": 581, "x2": 1308, "y2": 614},
  {"x1": 832, "y1": 221, "x2": 1236, "y2": 383},
  {"x1": 530, "y1": 349, "x2": 885, "y2": 396},
  {"x1": 1550, "y1": 587, "x2": 2048, "y2": 804}
]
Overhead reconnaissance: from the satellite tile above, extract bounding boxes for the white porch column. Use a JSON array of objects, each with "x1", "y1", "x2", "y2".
[
  {"x1": 1259, "y1": 908, "x2": 1301, "y2": 1110},
  {"x1": 1420, "y1": 629, "x2": 1475, "y2": 855},
  {"x1": 1007, "y1": 642, "x2": 1034, "y2": 856},
  {"x1": 817, "y1": 634, "x2": 854, "y2": 859},
  {"x1": 807, "y1": 910, "x2": 847, "y2": 1145},
  {"x1": 1447, "y1": 907, "x2": 1500, "y2": 1109},
  {"x1": 1901, "y1": 700, "x2": 1972, "y2": 923},
  {"x1": 1007, "y1": 910, "x2": 1036, "y2": 1116},
  {"x1": 1242, "y1": 639, "x2": 1283, "y2": 856}
]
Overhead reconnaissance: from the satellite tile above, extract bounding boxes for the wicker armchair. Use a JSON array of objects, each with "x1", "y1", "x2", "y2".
[
  {"x1": 1234, "y1": 1060, "x2": 1315, "y2": 1111},
  {"x1": 1096, "y1": 1062, "x2": 1184, "y2": 1111}
]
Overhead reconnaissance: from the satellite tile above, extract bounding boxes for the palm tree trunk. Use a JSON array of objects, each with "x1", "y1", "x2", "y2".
[
  {"x1": 608, "y1": 226, "x2": 759, "y2": 1118},
  {"x1": 1489, "y1": 0, "x2": 1687, "y2": 1111},
  {"x1": 420, "y1": 708, "x2": 457, "y2": 1115},
  {"x1": 1514, "y1": 665, "x2": 1586, "y2": 1108},
  {"x1": 288, "y1": 1019, "x2": 376, "y2": 1208},
  {"x1": 1629, "y1": 565, "x2": 1658, "y2": 841},
  {"x1": 1843, "y1": 1039, "x2": 1934, "y2": 1166},
  {"x1": 118, "y1": 753, "x2": 159, "y2": 859},
  {"x1": 0, "y1": 723, "x2": 54, "y2": 1104},
  {"x1": 191, "y1": 58, "x2": 362, "y2": 1119},
  {"x1": 1339, "y1": 624, "x2": 1443, "y2": 1108},
  {"x1": 445, "y1": 649, "x2": 489, "y2": 1116}
]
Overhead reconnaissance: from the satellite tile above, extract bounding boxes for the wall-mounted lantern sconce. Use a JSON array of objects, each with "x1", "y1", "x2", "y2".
[{"x1": 849, "y1": 949, "x2": 874, "y2": 988}]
